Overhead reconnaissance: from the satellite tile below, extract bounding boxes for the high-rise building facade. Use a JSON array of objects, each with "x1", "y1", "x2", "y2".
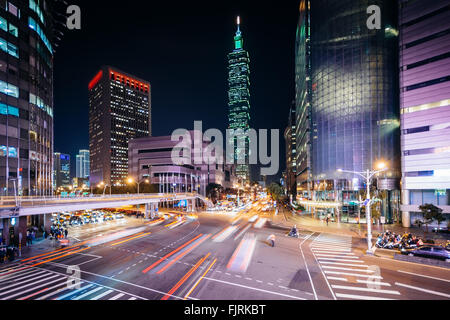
[
  {"x1": 89, "y1": 66, "x2": 151, "y2": 187},
  {"x1": 76, "y1": 149, "x2": 89, "y2": 178},
  {"x1": 399, "y1": 0, "x2": 450, "y2": 227},
  {"x1": 284, "y1": 103, "x2": 297, "y2": 199},
  {"x1": 295, "y1": 0, "x2": 312, "y2": 199},
  {"x1": 308, "y1": 0, "x2": 401, "y2": 223},
  {"x1": 227, "y1": 17, "x2": 251, "y2": 183},
  {"x1": 53, "y1": 152, "x2": 70, "y2": 188},
  {"x1": 0, "y1": 0, "x2": 55, "y2": 197}
]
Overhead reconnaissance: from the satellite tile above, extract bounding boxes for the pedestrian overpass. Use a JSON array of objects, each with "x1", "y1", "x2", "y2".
[{"x1": 0, "y1": 193, "x2": 212, "y2": 218}]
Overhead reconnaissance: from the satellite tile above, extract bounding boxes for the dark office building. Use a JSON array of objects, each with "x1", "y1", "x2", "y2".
[
  {"x1": 53, "y1": 152, "x2": 70, "y2": 188},
  {"x1": 309, "y1": 0, "x2": 401, "y2": 223},
  {"x1": 228, "y1": 17, "x2": 251, "y2": 183},
  {"x1": 295, "y1": 0, "x2": 312, "y2": 199},
  {"x1": 89, "y1": 66, "x2": 151, "y2": 187}
]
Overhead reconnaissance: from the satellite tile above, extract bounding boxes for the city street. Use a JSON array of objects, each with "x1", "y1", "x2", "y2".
[{"x1": 0, "y1": 206, "x2": 448, "y2": 301}]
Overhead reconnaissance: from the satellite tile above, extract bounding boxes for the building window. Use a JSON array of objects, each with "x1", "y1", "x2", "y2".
[
  {"x1": 0, "y1": 37, "x2": 18, "y2": 58},
  {"x1": 0, "y1": 80, "x2": 19, "y2": 98},
  {"x1": 0, "y1": 145, "x2": 17, "y2": 158},
  {"x1": 7, "y1": 2, "x2": 19, "y2": 17}
]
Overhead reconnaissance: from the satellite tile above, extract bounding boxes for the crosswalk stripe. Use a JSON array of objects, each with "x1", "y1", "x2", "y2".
[
  {"x1": 37, "y1": 283, "x2": 78, "y2": 300},
  {"x1": 332, "y1": 285, "x2": 400, "y2": 295},
  {"x1": 319, "y1": 261, "x2": 369, "y2": 268},
  {"x1": 0, "y1": 274, "x2": 60, "y2": 295},
  {"x1": 56, "y1": 284, "x2": 94, "y2": 300},
  {"x1": 336, "y1": 293, "x2": 395, "y2": 300},
  {"x1": 315, "y1": 254, "x2": 359, "y2": 259},
  {"x1": 312, "y1": 247, "x2": 351, "y2": 252},
  {"x1": 312, "y1": 250, "x2": 355, "y2": 255},
  {"x1": 356, "y1": 280, "x2": 391, "y2": 287},
  {"x1": 2, "y1": 277, "x2": 66, "y2": 300},
  {"x1": 327, "y1": 277, "x2": 348, "y2": 282},
  {"x1": 318, "y1": 258, "x2": 363, "y2": 263},
  {"x1": 0, "y1": 269, "x2": 45, "y2": 283},
  {"x1": 91, "y1": 289, "x2": 114, "y2": 300},
  {"x1": 324, "y1": 271, "x2": 382, "y2": 279},
  {"x1": 322, "y1": 266, "x2": 373, "y2": 273},
  {"x1": 109, "y1": 293, "x2": 125, "y2": 300},
  {"x1": 73, "y1": 286, "x2": 103, "y2": 300}
]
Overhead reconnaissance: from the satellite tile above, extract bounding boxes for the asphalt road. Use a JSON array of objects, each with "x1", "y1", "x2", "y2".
[{"x1": 0, "y1": 206, "x2": 449, "y2": 300}]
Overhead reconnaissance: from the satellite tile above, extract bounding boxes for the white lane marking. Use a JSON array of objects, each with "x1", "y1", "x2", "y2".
[
  {"x1": 320, "y1": 261, "x2": 369, "y2": 268},
  {"x1": 268, "y1": 283, "x2": 274, "y2": 286},
  {"x1": 318, "y1": 258, "x2": 364, "y2": 263},
  {"x1": 91, "y1": 289, "x2": 114, "y2": 300},
  {"x1": 73, "y1": 286, "x2": 104, "y2": 300},
  {"x1": 327, "y1": 277, "x2": 347, "y2": 282},
  {"x1": 299, "y1": 233, "x2": 318, "y2": 300},
  {"x1": 256, "y1": 280, "x2": 263, "y2": 283},
  {"x1": 109, "y1": 293, "x2": 125, "y2": 300},
  {"x1": 322, "y1": 266, "x2": 373, "y2": 273},
  {"x1": 332, "y1": 285, "x2": 400, "y2": 295},
  {"x1": 397, "y1": 270, "x2": 450, "y2": 283},
  {"x1": 394, "y1": 282, "x2": 450, "y2": 299},
  {"x1": 324, "y1": 271, "x2": 382, "y2": 279},
  {"x1": 129, "y1": 297, "x2": 137, "y2": 300},
  {"x1": 336, "y1": 293, "x2": 395, "y2": 300},
  {"x1": 356, "y1": 280, "x2": 391, "y2": 287},
  {"x1": 202, "y1": 277, "x2": 306, "y2": 300}
]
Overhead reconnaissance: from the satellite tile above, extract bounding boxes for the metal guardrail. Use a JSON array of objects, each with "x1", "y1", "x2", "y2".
[{"x1": 0, "y1": 193, "x2": 207, "y2": 208}]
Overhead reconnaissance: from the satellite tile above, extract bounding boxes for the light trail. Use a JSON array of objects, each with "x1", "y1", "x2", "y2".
[
  {"x1": 161, "y1": 253, "x2": 211, "y2": 300},
  {"x1": 142, "y1": 234, "x2": 203, "y2": 274}
]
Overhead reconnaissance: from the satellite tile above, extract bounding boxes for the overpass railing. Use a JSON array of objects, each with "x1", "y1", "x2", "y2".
[{"x1": 0, "y1": 193, "x2": 205, "y2": 208}]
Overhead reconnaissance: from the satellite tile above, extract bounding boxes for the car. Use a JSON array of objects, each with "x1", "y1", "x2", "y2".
[
  {"x1": 401, "y1": 245, "x2": 450, "y2": 261},
  {"x1": 115, "y1": 213, "x2": 124, "y2": 219}
]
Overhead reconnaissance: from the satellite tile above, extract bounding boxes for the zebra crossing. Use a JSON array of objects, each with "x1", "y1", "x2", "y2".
[
  {"x1": 0, "y1": 264, "x2": 143, "y2": 300},
  {"x1": 311, "y1": 234, "x2": 401, "y2": 300}
]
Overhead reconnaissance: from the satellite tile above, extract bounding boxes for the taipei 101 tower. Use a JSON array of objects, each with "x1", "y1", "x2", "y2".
[{"x1": 227, "y1": 16, "x2": 252, "y2": 183}]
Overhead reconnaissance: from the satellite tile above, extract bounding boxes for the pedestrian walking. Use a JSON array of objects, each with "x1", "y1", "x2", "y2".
[
  {"x1": 64, "y1": 229, "x2": 68, "y2": 239},
  {"x1": 267, "y1": 234, "x2": 276, "y2": 247}
]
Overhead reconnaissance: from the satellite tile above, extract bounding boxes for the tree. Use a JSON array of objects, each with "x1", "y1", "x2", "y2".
[
  {"x1": 418, "y1": 204, "x2": 442, "y2": 233},
  {"x1": 206, "y1": 183, "x2": 223, "y2": 204},
  {"x1": 435, "y1": 208, "x2": 446, "y2": 232},
  {"x1": 267, "y1": 182, "x2": 284, "y2": 202}
]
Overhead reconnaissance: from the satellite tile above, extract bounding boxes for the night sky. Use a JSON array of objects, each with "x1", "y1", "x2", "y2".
[{"x1": 53, "y1": 0, "x2": 299, "y2": 182}]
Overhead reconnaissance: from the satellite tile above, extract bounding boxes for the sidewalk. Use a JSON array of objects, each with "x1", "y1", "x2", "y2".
[
  {"x1": 270, "y1": 210, "x2": 449, "y2": 245},
  {"x1": 0, "y1": 236, "x2": 72, "y2": 267}
]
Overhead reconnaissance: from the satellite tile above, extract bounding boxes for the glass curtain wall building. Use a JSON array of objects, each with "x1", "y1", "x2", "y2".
[
  {"x1": 0, "y1": 0, "x2": 54, "y2": 197},
  {"x1": 295, "y1": 0, "x2": 312, "y2": 200},
  {"x1": 76, "y1": 149, "x2": 89, "y2": 178},
  {"x1": 310, "y1": 0, "x2": 401, "y2": 223},
  {"x1": 228, "y1": 17, "x2": 251, "y2": 183},
  {"x1": 89, "y1": 66, "x2": 151, "y2": 187},
  {"x1": 399, "y1": 0, "x2": 450, "y2": 227}
]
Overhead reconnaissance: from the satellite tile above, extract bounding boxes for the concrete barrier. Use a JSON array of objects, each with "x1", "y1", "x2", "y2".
[{"x1": 394, "y1": 253, "x2": 450, "y2": 268}]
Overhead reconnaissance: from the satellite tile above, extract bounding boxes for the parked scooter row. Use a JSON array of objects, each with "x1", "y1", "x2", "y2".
[{"x1": 375, "y1": 230, "x2": 430, "y2": 250}]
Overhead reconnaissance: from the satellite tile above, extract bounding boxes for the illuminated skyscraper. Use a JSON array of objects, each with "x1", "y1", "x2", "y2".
[
  {"x1": 88, "y1": 66, "x2": 151, "y2": 187},
  {"x1": 76, "y1": 149, "x2": 89, "y2": 178},
  {"x1": 227, "y1": 16, "x2": 251, "y2": 182}
]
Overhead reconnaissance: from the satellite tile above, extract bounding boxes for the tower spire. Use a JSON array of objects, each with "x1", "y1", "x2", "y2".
[{"x1": 234, "y1": 16, "x2": 243, "y2": 50}]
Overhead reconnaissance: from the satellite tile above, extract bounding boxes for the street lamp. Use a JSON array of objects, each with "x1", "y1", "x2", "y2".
[
  {"x1": 337, "y1": 162, "x2": 387, "y2": 254},
  {"x1": 127, "y1": 177, "x2": 149, "y2": 194}
]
